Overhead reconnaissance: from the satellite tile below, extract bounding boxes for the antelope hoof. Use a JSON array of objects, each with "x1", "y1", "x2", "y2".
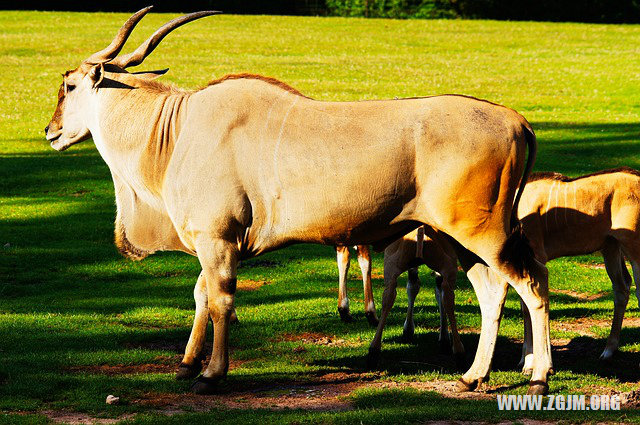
[
  {"x1": 176, "y1": 362, "x2": 202, "y2": 380},
  {"x1": 400, "y1": 328, "x2": 414, "y2": 344},
  {"x1": 338, "y1": 308, "x2": 354, "y2": 323},
  {"x1": 365, "y1": 311, "x2": 379, "y2": 327},
  {"x1": 190, "y1": 376, "x2": 222, "y2": 395},
  {"x1": 454, "y1": 378, "x2": 478, "y2": 393},
  {"x1": 366, "y1": 346, "x2": 381, "y2": 370},
  {"x1": 527, "y1": 382, "x2": 549, "y2": 395}
]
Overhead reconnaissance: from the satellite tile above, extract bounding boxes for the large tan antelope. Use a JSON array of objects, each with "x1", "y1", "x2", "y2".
[
  {"x1": 402, "y1": 169, "x2": 640, "y2": 372},
  {"x1": 45, "y1": 8, "x2": 552, "y2": 395}
]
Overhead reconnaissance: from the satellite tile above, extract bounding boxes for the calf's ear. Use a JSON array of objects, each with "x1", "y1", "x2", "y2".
[{"x1": 88, "y1": 63, "x2": 104, "y2": 88}]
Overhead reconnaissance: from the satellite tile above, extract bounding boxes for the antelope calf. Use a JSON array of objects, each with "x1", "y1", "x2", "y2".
[{"x1": 519, "y1": 169, "x2": 640, "y2": 370}]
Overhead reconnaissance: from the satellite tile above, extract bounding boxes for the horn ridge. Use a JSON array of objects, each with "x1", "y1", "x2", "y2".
[
  {"x1": 110, "y1": 10, "x2": 220, "y2": 69},
  {"x1": 85, "y1": 6, "x2": 153, "y2": 64}
]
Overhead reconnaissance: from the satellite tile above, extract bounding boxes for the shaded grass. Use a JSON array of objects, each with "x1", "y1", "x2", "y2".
[{"x1": 1, "y1": 10, "x2": 640, "y2": 424}]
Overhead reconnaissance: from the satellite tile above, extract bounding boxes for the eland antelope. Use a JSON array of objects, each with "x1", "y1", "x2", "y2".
[{"x1": 45, "y1": 7, "x2": 551, "y2": 395}]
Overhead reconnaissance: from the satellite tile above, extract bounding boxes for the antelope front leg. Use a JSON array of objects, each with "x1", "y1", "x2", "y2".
[
  {"x1": 336, "y1": 246, "x2": 354, "y2": 322},
  {"x1": 177, "y1": 271, "x2": 209, "y2": 379},
  {"x1": 190, "y1": 239, "x2": 239, "y2": 394},
  {"x1": 357, "y1": 245, "x2": 378, "y2": 326},
  {"x1": 456, "y1": 263, "x2": 508, "y2": 392}
]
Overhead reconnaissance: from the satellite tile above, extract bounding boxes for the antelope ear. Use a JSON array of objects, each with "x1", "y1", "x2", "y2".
[
  {"x1": 88, "y1": 63, "x2": 104, "y2": 88},
  {"x1": 132, "y1": 68, "x2": 169, "y2": 80}
]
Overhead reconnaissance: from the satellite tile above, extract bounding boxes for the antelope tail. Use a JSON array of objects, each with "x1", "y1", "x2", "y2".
[
  {"x1": 510, "y1": 125, "x2": 537, "y2": 230},
  {"x1": 499, "y1": 125, "x2": 538, "y2": 277}
]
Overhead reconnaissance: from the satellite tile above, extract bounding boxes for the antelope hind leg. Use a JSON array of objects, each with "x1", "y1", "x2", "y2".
[
  {"x1": 190, "y1": 239, "x2": 239, "y2": 394},
  {"x1": 456, "y1": 263, "x2": 508, "y2": 392}
]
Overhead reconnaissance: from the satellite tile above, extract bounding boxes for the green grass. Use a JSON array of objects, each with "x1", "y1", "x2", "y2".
[{"x1": 2, "y1": 10, "x2": 640, "y2": 424}]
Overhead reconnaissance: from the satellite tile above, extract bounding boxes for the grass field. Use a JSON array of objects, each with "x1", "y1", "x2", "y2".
[{"x1": 2, "y1": 10, "x2": 640, "y2": 424}]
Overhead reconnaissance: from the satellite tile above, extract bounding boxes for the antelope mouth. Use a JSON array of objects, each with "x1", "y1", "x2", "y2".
[
  {"x1": 49, "y1": 134, "x2": 85, "y2": 152},
  {"x1": 50, "y1": 137, "x2": 71, "y2": 152}
]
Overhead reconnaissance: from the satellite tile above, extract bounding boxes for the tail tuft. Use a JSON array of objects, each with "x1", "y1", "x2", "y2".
[{"x1": 499, "y1": 223, "x2": 536, "y2": 278}]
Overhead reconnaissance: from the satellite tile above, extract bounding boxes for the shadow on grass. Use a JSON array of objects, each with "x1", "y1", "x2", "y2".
[
  {"x1": 531, "y1": 121, "x2": 640, "y2": 175},
  {"x1": 312, "y1": 327, "x2": 640, "y2": 384}
]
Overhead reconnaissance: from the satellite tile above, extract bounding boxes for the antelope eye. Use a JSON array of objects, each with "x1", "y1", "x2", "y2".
[{"x1": 67, "y1": 84, "x2": 76, "y2": 92}]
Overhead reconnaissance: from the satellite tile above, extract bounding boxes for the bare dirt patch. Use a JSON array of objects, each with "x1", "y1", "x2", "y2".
[
  {"x1": 237, "y1": 279, "x2": 270, "y2": 291},
  {"x1": 67, "y1": 363, "x2": 175, "y2": 376},
  {"x1": 133, "y1": 372, "x2": 375, "y2": 412},
  {"x1": 67, "y1": 356, "x2": 248, "y2": 376},
  {"x1": 278, "y1": 332, "x2": 361, "y2": 348},
  {"x1": 579, "y1": 262, "x2": 606, "y2": 270},
  {"x1": 553, "y1": 316, "x2": 640, "y2": 337},
  {"x1": 550, "y1": 288, "x2": 609, "y2": 301},
  {"x1": 40, "y1": 410, "x2": 134, "y2": 425}
]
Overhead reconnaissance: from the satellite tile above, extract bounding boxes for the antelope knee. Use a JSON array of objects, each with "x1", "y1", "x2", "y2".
[{"x1": 193, "y1": 284, "x2": 208, "y2": 306}]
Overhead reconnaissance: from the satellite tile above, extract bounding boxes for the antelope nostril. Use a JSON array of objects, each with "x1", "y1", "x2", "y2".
[{"x1": 44, "y1": 126, "x2": 49, "y2": 134}]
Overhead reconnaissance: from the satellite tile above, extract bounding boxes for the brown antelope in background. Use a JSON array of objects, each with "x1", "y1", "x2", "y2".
[
  {"x1": 45, "y1": 8, "x2": 551, "y2": 395},
  {"x1": 335, "y1": 245, "x2": 379, "y2": 326}
]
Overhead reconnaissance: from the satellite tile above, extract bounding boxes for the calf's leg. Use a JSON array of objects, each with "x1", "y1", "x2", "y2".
[
  {"x1": 402, "y1": 267, "x2": 421, "y2": 343},
  {"x1": 601, "y1": 244, "x2": 631, "y2": 360},
  {"x1": 440, "y1": 268, "x2": 465, "y2": 365},
  {"x1": 367, "y1": 263, "x2": 400, "y2": 369},
  {"x1": 434, "y1": 273, "x2": 450, "y2": 352},
  {"x1": 356, "y1": 245, "x2": 378, "y2": 326},
  {"x1": 336, "y1": 246, "x2": 354, "y2": 322}
]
